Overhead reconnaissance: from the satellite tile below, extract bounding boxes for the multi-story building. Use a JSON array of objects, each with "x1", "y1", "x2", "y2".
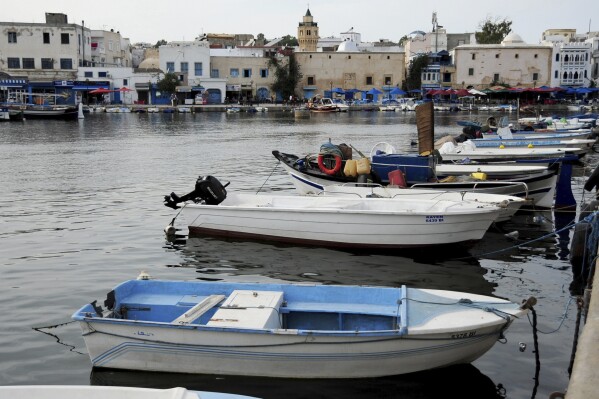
[
  {"x1": 295, "y1": 49, "x2": 405, "y2": 101},
  {"x1": 453, "y1": 33, "x2": 553, "y2": 89},
  {"x1": 548, "y1": 41, "x2": 592, "y2": 87},
  {"x1": 90, "y1": 29, "x2": 132, "y2": 68},
  {"x1": 0, "y1": 12, "x2": 92, "y2": 103},
  {"x1": 159, "y1": 38, "x2": 226, "y2": 103},
  {"x1": 210, "y1": 46, "x2": 279, "y2": 102},
  {"x1": 588, "y1": 33, "x2": 599, "y2": 83},
  {"x1": 293, "y1": 9, "x2": 405, "y2": 100}
]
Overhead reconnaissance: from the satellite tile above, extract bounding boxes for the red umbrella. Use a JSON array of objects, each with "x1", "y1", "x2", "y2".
[
  {"x1": 89, "y1": 88, "x2": 112, "y2": 94},
  {"x1": 454, "y1": 89, "x2": 470, "y2": 97},
  {"x1": 116, "y1": 87, "x2": 132, "y2": 92}
]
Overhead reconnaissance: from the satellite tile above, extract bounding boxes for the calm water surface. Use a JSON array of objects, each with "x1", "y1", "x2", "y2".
[{"x1": 0, "y1": 110, "x2": 592, "y2": 398}]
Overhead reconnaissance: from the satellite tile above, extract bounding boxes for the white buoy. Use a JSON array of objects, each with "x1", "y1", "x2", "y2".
[
  {"x1": 504, "y1": 231, "x2": 519, "y2": 240},
  {"x1": 137, "y1": 271, "x2": 152, "y2": 280},
  {"x1": 164, "y1": 224, "x2": 177, "y2": 236},
  {"x1": 78, "y1": 102, "x2": 84, "y2": 119}
]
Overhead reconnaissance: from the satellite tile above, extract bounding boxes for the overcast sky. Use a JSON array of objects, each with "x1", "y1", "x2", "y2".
[{"x1": 3, "y1": 0, "x2": 597, "y2": 45}]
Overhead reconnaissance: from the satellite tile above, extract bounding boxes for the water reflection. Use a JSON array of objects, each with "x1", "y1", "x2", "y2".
[
  {"x1": 90, "y1": 364, "x2": 505, "y2": 399},
  {"x1": 168, "y1": 236, "x2": 496, "y2": 296}
]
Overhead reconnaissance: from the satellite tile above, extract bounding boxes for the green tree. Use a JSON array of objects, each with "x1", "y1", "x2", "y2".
[
  {"x1": 268, "y1": 54, "x2": 302, "y2": 100},
  {"x1": 156, "y1": 72, "x2": 179, "y2": 94},
  {"x1": 475, "y1": 17, "x2": 512, "y2": 44},
  {"x1": 278, "y1": 35, "x2": 299, "y2": 47},
  {"x1": 154, "y1": 39, "x2": 167, "y2": 48},
  {"x1": 404, "y1": 54, "x2": 428, "y2": 91},
  {"x1": 398, "y1": 35, "x2": 409, "y2": 46}
]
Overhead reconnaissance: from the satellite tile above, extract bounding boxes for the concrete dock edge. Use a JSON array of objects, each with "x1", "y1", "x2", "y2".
[{"x1": 566, "y1": 258, "x2": 598, "y2": 398}]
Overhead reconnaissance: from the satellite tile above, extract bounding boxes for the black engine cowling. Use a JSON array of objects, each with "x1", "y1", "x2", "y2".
[{"x1": 164, "y1": 175, "x2": 228, "y2": 209}]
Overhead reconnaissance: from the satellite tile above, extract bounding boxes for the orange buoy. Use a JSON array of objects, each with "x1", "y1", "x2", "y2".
[{"x1": 317, "y1": 154, "x2": 342, "y2": 175}]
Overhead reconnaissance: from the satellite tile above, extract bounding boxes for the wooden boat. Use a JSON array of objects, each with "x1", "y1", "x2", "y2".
[
  {"x1": 273, "y1": 151, "x2": 558, "y2": 208},
  {"x1": 0, "y1": 385, "x2": 257, "y2": 399},
  {"x1": 7, "y1": 104, "x2": 78, "y2": 119},
  {"x1": 163, "y1": 176, "x2": 504, "y2": 248},
  {"x1": 73, "y1": 278, "x2": 528, "y2": 378}
]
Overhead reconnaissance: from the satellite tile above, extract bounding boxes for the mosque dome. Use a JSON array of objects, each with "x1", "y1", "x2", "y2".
[
  {"x1": 501, "y1": 32, "x2": 525, "y2": 45},
  {"x1": 337, "y1": 39, "x2": 358, "y2": 52}
]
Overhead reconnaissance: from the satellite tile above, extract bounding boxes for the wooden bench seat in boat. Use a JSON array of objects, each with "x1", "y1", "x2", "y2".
[{"x1": 171, "y1": 294, "x2": 225, "y2": 325}]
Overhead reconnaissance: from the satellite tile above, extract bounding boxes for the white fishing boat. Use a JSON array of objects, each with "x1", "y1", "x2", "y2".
[
  {"x1": 73, "y1": 278, "x2": 528, "y2": 378},
  {"x1": 105, "y1": 106, "x2": 131, "y2": 113},
  {"x1": 163, "y1": 177, "x2": 504, "y2": 248},
  {"x1": 435, "y1": 163, "x2": 548, "y2": 177},
  {"x1": 469, "y1": 138, "x2": 595, "y2": 150},
  {"x1": 320, "y1": 184, "x2": 526, "y2": 222},
  {"x1": 481, "y1": 130, "x2": 592, "y2": 140},
  {"x1": 437, "y1": 140, "x2": 583, "y2": 162},
  {"x1": 273, "y1": 151, "x2": 558, "y2": 208},
  {"x1": 0, "y1": 385, "x2": 257, "y2": 399}
]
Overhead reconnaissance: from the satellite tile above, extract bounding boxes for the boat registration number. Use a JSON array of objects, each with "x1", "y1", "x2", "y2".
[
  {"x1": 451, "y1": 330, "x2": 477, "y2": 339},
  {"x1": 425, "y1": 215, "x2": 444, "y2": 223}
]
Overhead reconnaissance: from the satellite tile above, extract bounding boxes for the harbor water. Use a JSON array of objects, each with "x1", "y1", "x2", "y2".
[{"x1": 0, "y1": 110, "x2": 593, "y2": 398}]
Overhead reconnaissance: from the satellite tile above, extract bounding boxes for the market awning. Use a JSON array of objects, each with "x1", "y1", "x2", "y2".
[
  {"x1": 73, "y1": 85, "x2": 110, "y2": 91},
  {"x1": 0, "y1": 79, "x2": 27, "y2": 88},
  {"x1": 135, "y1": 83, "x2": 150, "y2": 90}
]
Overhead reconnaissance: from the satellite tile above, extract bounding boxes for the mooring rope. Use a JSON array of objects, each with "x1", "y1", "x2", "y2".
[
  {"x1": 256, "y1": 161, "x2": 281, "y2": 194},
  {"x1": 530, "y1": 305, "x2": 541, "y2": 399},
  {"x1": 32, "y1": 320, "x2": 85, "y2": 355}
]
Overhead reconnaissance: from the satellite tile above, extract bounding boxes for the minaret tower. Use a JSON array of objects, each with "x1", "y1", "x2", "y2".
[{"x1": 297, "y1": 8, "x2": 319, "y2": 52}]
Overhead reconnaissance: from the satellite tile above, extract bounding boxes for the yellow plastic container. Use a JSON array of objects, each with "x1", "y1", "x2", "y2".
[
  {"x1": 356, "y1": 158, "x2": 371, "y2": 175},
  {"x1": 471, "y1": 172, "x2": 488, "y2": 180},
  {"x1": 344, "y1": 159, "x2": 358, "y2": 177}
]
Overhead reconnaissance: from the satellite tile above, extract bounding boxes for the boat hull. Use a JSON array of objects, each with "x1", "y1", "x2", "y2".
[
  {"x1": 79, "y1": 322, "x2": 504, "y2": 378},
  {"x1": 180, "y1": 194, "x2": 501, "y2": 248}
]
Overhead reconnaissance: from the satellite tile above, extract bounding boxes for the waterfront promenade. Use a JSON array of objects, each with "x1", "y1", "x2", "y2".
[{"x1": 567, "y1": 256, "x2": 599, "y2": 398}]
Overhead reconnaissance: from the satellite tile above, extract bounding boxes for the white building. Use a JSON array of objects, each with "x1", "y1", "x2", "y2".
[
  {"x1": 159, "y1": 39, "x2": 226, "y2": 103},
  {"x1": 453, "y1": 33, "x2": 553, "y2": 89},
  {"x1": 0, "y1": 13, "x2": 91, "y2": 82},
  {"x1": 545, "y1": 41, "x2": 593, "y2": 88},
  {"x1": 77, "y1": 66, "x2": 161, "y2": 105},
  {"x1": 588, "y1": 33, "x2": 599, "y2": 84}
]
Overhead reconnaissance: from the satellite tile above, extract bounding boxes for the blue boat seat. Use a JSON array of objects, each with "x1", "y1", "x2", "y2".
[{"x1": 281, "y1": 301, "x2": 399, "y2": 317}]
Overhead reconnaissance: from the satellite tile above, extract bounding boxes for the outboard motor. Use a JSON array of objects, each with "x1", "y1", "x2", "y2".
[{"x1": 164, "y1": 175, "x2": 228, "y2": 209}]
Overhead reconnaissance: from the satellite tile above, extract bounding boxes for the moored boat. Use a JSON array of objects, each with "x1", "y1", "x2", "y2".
[
  {"x1": 6, "y1": 104, "x2": 78, "y2": 119},
  {"x1": 273, "y1": 150, "x2": 559, "y2": 208},
  {"x1": 163, "y1": 176, "x2": 505, "y2": 248},
  {"x1": 73, "y1": 278, "x2": 529, "y2": 378}
]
